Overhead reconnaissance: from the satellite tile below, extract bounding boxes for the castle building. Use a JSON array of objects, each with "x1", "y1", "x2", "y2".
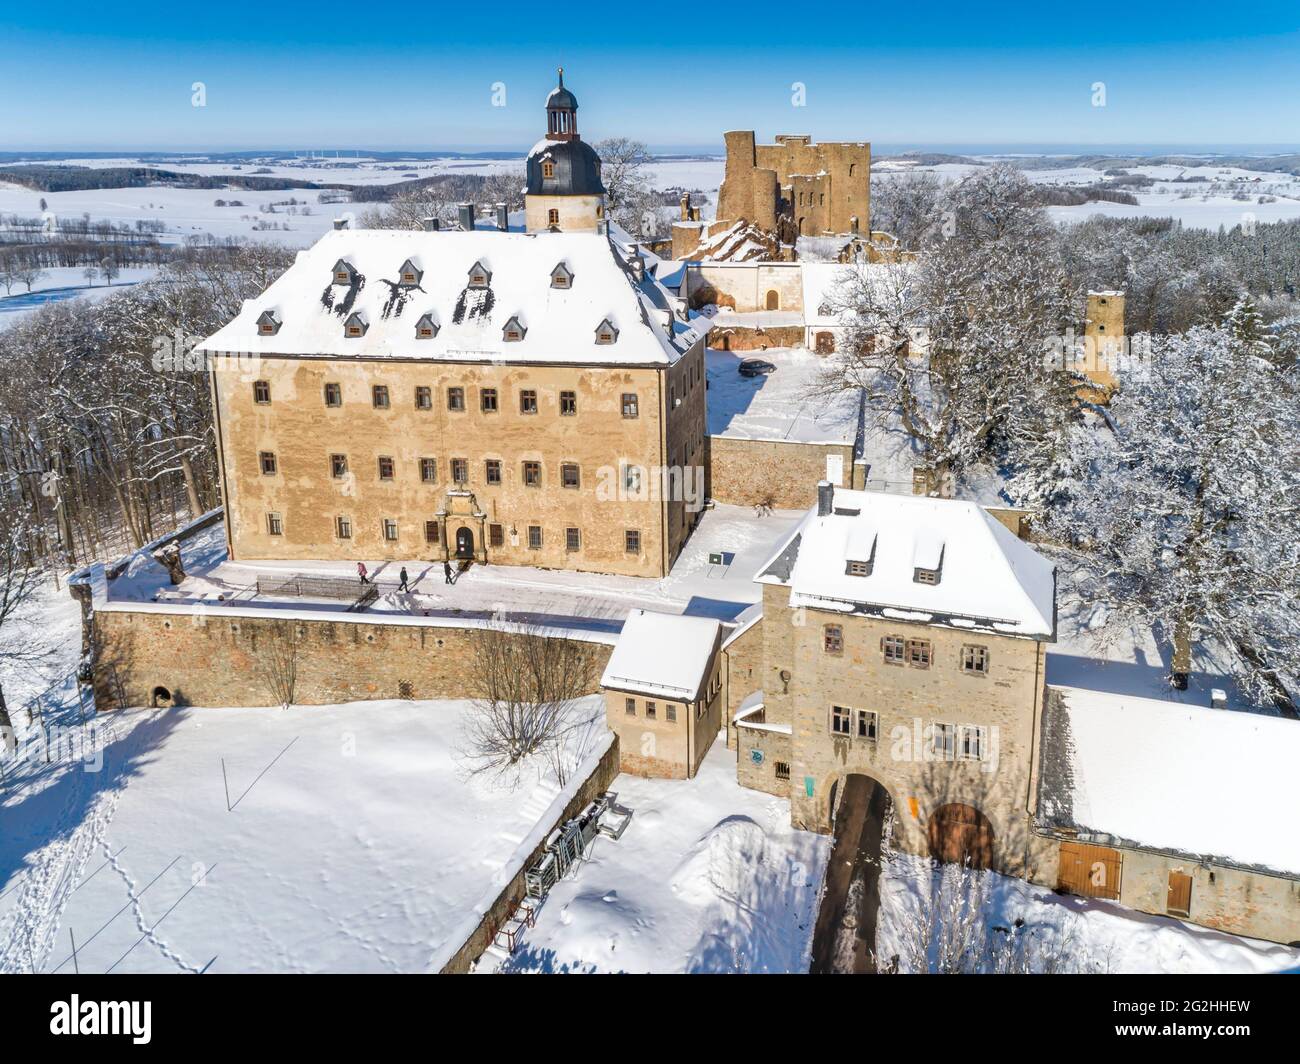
[{"x1": 524, "y1": 69, "x2": 607, "y2": 234}]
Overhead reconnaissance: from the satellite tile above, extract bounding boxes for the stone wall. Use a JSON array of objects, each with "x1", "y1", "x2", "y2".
[
  {"x1": 708, "y1": 325, "x2": 804, "y2": 352},
  {"x1": 687, "y1": 263, "x2": 804, "y2": 314},
  {"x1": 735, "y1": 718, "x2": 792, "y2": 798},
  {"x1": 721, "y1": 619, "x2": 763, "y2": 748},
  {"x1": 92, "y1": 606, "x2": 613, "y2": 710},
  {"x1": 709, "y1": 436, "x2": 856, "y2": 510}
]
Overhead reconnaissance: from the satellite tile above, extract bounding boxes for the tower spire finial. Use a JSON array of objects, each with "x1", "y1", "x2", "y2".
[{"x1": 558, "y1": 66, "x2": 564, "y2": 86}]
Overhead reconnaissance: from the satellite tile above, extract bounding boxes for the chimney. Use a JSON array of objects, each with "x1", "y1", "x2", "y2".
[
  {"x1": 495, "y1": 203, "x2": 509, "y2": 231},
  {"x1": 332, "y1": 216, "x2": 349, "y2": 230},
  {"x1": 1210, "y1": 688, "x2": 1227, "y2": 710},
  {"x1": 457, "y1": 202, "x2": 475, "y2": 231},
  {"x1": 630, "y1": 249, "x2": 645, "y2": 282},
  {"x1": 680, "y1": 192, "x2": 691, "y2": 221},
  {"x1": 422, "y1": 216, "x2": 440, "y2": 232},
  {"x1": 817, "y1": 480, "x2": 833, "y2": 517}
]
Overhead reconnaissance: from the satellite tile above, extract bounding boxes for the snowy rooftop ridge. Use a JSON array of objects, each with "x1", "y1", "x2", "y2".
[
  {"x1": 757, "y1": 489, "x2": 1056, "y2": 638},
  {"x1": 601, "y1": 609, "x2": 721, "y2": 701},
  {"x1": 1041, "y1": 686, "x2": 1300, "y2": 877},
  {"x1": 197, "y1": 228, "x2": 699, "y2": 366}
]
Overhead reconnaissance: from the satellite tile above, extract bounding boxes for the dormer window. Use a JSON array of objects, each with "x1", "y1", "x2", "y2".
[
  {"x1": 415, "y1": 313, "x2": 438, "y2": 339},
  {"x1": 550, "y1": 262, "x2": 573, "y2": 288},
  {"x1": 846, "y1": 559, "x2": 872, "y2": 578},
  {"x1": 594, "y1": 318, "x2": 618, "y2": 345},
  {"x1": 256, "y1": 310, "x2": 281, "y2": 336},
  {"x1": 542, "y1": 160, "x2": 555, "y2": 179},
  {"x1": 331, "y1": 258, "x2": 357, "y2": 286},
  {"x1": 914, "y1": 566, "x2": 940, "y2": 585},
  {"x1": 468, "y1": 261, "x2": 491, "y2": 288},
  {"x1": 502, "y1": 316, "x2": 525, "y2": 342},
  {"x1": 845, "y1": 530, "x2": 876, "y2": 577},
  {"x1": 913, "y1": 539, "x2": 944, "y2": 585},
  {"x1": 344, "y1": 313, "x2": 368, "y2": 338},
  {"x1": 398, "y1": 259, "x2": 423, "y2": 287}
]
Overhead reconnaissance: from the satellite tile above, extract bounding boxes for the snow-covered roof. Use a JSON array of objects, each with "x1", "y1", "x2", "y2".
[
  {"x1": 1040, "y1": 686, "x2": 1300, "y2": 877},
  {"x1": 801, "y1": 262, "x2": 910, "y2": 328},
  {"x1": 601, "y1": 609, "x2": 721, "y2": 701},
  {"x1": 197, "y1": 229, "x2": 700, "y2": 366},
  {"x1": 757, "y1": 489, "x2": 1056, "y2": 638}
]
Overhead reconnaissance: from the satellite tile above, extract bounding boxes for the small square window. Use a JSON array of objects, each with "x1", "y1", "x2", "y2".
[
  {"x1": 485, "y1": 459, "x2": 502, "y2": 485},
  {"x1": 266, "y1": 512, "x2": 283, "y2": 536},
  {"x1": 930, "y1": 722, "x2": 957, "y2": 760},
  {"x1": 378, "y1": 456, "x2": 395, "y2": 480},
  {"x1": 451, "y1": 458, "x2": 468, "y2": 484},
  {"x1": 419, "y1": 458, "x2": 437, "y2": 484},
  {"x1": 830, "y1": 705, "x2": 852, "y2": 736},
  {"x1": 447, "y1": 387, "x2": 465, "y2": 411},
  {"x1": 565, "y1": 527, "x2": 580, "y2": 552},
  {"x1": 906, "y1": 639, "x2": 932, "y2": 668},
  {"x1": 561, "y1": 463, "x2": 580, "y2": 489},
  {"x1": 959, "y1": 724, "x2": 987, "y2": 761},
  {"x1": 542, "y1": 161, "x2": 555, "y2": 179},
  {"x1": 625, "y1": 697, "x2": 635, "y2": 716},
  {"x1": 645, "y1": 700, "x2": 657, "y2": 720},
  {"x1": 415, "y1": 386, "x2": 432, "y2": 410},
  {"x1": 914, "y1": 567, "x2": 939, "y2": 585},
  {"x1": 480, "y1": 388, "x2": 498, "y2": 413},
  {"x1": 623, "y1": 465, "x2": 642, "y2": 493},
  {"x1": 962, "y1": 645, "x2": 990, "y2": 675},
  {"x1": 424, "y1": 520, "x2": 440, "y2": 544},
  {"x1": 383, "y1": 519, "x2": 399, "y2": 542},
  {"x1": 847, "y1": 559, "x2": 871, "y2": 577},
  {"x1": 547, "y1": 208, "x2": 559, "y2": 226},
  {"x1": 372, "y1": 385, "x2": 390, "y2": 409},
  {"x1": 625, "y1": 529, "x2": 641, "y2": 554},
  {"x1": 560, "y1": 390, "x2": 577, "y2": 415},
  {"x1": 774, "y1": 761, "x2": 790, "y2": 781},
  {"x1": 523, "y1": 461, "x2": 541, "y2": 487},
  {"x1": 259, "y1": 451, "x2": 277, "y2": 475},
  {"x1": 527, "y1": 525, "x2": 542, "y2": 550},
  {"x1": 823, "y1": 625, "x2": 843, "y2": 654},
  {"x1": 253, "y1": 380, "x2": 271, "y2": 404},
  {"x1": 489, "y1": 523, "x2": 504, "y2": 548},
  {"x1": 882, "y1": 635, "x2": 905, "y2": 664},
  {"x1": 519, "y1": 390, "x2": 538, "y2": 414},
  {"x1": 335, "y1": 515, "x2": 351, "y2": 539},
  {"x1": 323, "y1": 382, "x2": 342, "y2": 407},
  {"x1": 856, "y1": 709, "x2": 878, "y2": 741},
  {"x1": 665, "y1": 704, "x2": 677, "y2": 722},
  {"x1": 330, "y1": 454, "x2": 348, "y2": 478},
  {"x1": 621, "y1": 393, "x2": 639, "y2": 419}
]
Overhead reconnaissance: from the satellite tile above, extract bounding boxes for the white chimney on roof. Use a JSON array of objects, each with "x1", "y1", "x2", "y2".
[
  {"x1": 332, "y1": 216, "x2": 349, "y2": 230},
  {"x1": 1210, "y1": 688, "x2": 1228, "y2": 709}
]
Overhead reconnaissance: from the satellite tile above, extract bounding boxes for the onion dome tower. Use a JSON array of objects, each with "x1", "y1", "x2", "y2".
[{"x1": 525, "y1": 69, "x2": 606, "y2": 233}]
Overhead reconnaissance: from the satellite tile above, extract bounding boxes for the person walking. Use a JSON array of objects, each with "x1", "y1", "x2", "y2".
[
  {"x1": 398, "y1": 566, "x2": 409, "y2": 593},
  {"x1": 443, "y1": 560, "x2": 453, "y2": 585},
  {"x1": 357, "y1": 561, "x2": 369, "y2": 585}
]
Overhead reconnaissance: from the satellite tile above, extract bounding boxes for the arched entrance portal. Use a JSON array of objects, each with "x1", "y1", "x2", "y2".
[
  {"x1": 455, "y1": 526, "x2": 475, "y2": 559},
  {"x1": 765, "y1": 289, "x2": 780, "y2": 311},
  {"x1": 927, "y1": 803, "x2": 994, "y2": 869},
  {"x1": 151, "y1": 685, "x2": 173, "y2": 708}
]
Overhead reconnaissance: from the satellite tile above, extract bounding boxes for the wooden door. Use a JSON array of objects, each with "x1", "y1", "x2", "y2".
[
  {"x1": 1167, "y1": 870, "x2": 1193, "y2": 917},
  {"x1": 1057, "y1": 841, "x2": 1122, "y2": 900}
]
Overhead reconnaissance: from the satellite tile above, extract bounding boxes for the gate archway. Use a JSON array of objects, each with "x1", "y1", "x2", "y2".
[{"x1": 455, "y1": 526, "x2": 475, "y2": 559}]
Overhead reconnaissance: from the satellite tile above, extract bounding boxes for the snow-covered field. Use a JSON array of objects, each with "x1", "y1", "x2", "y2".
[
  {"x1": 0, "y1": 690, "x2": 610, "y2": 973},
  {"x1": 493, "y1": 740, "x2": 830, "y2": 973},
  {"x1": 0, "y1": 266, "x2": 160, "y2": 325}
]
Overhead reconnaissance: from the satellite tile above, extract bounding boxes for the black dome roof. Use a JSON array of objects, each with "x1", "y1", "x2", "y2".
[
  {"x1": 546, "y1": 68, "x2": 578, "y2": 112},
  {"x1": 526, "y1": 138, "x2": 604, "y2": 197}
]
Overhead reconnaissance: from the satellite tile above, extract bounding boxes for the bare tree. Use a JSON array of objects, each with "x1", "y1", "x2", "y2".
[
  {"x1": 463, "y1": 621, "x2": 596, "y2": 777},
  {"x1": 252, "y1": 621, "x2": 299, "y2": 711},
  {"x1": 0, "y1": 500, "x2": 46, "y2": 753}
]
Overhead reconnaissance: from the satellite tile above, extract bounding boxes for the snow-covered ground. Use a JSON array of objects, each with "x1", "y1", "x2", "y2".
[
  {"x1": 878, "y1": 853, "x2": 1299, "y2": 974},
  {"x1": 706, "y1": 346, "x2": 861, "y2": 445},
  {"x1": 491, "y1": 739, "x2": 830, "y2": 973},
  {"x1": 0, "y1": 266, "x2": 159, "y2": 326},
  {"x1": 0, "y1": 691, "x2": 610, "y2": 974}
]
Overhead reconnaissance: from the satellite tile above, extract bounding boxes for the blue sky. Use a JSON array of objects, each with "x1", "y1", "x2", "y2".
[{"x1": 2, "y1": 1, "x2": 1298, "y2": 152}]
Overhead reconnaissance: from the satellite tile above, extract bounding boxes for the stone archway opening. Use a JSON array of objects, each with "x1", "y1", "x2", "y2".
[
  {"x1": 151, "y1": 685, "x2": 174, "y2": 708},
  {"x1": 765, "y1": 289, "x2": 780, "y2": 311},
  {"x1": 455, "y1": 526, "x2": 475, "y2": 559},
  {"x1": 927, "y1": 802, "x2": 995, "y2": 870}
]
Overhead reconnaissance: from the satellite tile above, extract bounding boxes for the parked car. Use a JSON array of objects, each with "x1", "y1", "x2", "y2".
[{"x1": 738, "y1": 358, "x2": 777, "y2": 378}]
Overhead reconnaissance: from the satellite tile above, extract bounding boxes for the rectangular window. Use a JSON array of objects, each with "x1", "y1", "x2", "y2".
[
  {"x1": 253, "y1": 380, "x2": 271, "y2": 404},
  {"x1": 424, "y1": 520, "x2": 440, "y2": 544},
  {"x1": 645, "y1": 700, "x2": 657, "y2": 720},
  {"x1": 383, "y1": 519, "x2": 399, "y2": 542},
  {"x1": 666, "y1": 704, "x2": 677, "y2": 722},
  {"x1": 527, "y1": 525, "x2": 542, "y2": 550},
  {"x1": 447, "y1": 387, "x2": 465, "y2": 411},
  {"x1": 372, "y1": 385, "x2": 390, "y2": 409},
  {"x1": 961, "y1": 645, "x2": 990, "y2": 675},
  {"x1": 323, "y1": 382, "x2": 342, "y2": 407},
  {"x1": 560, "y1": 390, "x2": 577, "y2": 416},
  {"x1": 959, "y1": 724, "x2": 987, "y2": 761},
  {"x1": 847, "y1": 560, "x2": 871, "y2": 577},
  {"x1": 519, "y1": 389, "x2": 538, "y2": 415},
  {"x1": 485, "y1": 459, "x2": 502, "y2": 485},
  {"x1": 414, "y1": 386, "x2": 432, "y2": 410},
  {"x1": 489, "y1": 523, "x2": 504, "y2": 548},
  {"x1": 621, "y1": 393, "x2": 639, "y2": 418},
  {"x1": 830, "y1": 705, "x2": 852, "y2": 736},
  {"x1": 335, "y1": 515, "x2": 351, "y2": 539},
  {"x1": 775, "y1": 761, "x2": 791, "y2": 781},
  {"x1": 930, "y1": 722, "x2": 957, "y2": 761},
  {"x1": 451, "y1": 458, "x2": 468, "y2": 484},
  {"x1": 882, "y1": 635, "x2": 905, "y2": 664},
  {"x1": 565, "y1": 527, "x2": 580, "y2": 552},
  {"x1": 523, "y1": 461, "x2": 541, "y2": 487},
  {"x1": 330, "y1": 453, "x2": 348, "y2": 479},
  {"x1": 625, "y1": 529, "x2": 641, "y2": 554},
  {"x1": 378, "y1": 456, "x2": 395, "y2": 480},
  {"x1": 823, "y1": 625, "x2": 843, "y2": 654},
  {"x1": 625, "y1": 697, "x2": 636, "y2": 716},
  {"x1": 623, "y1": 465, "x2": 641, "y2": 493},
  {"x1": 480, "y1": 388, "x2": 498, "y2": 413},
  {"x1": 856, "y1": 709, "x2": 878, "y2": 741},
  {"x1": 266, "y1": 512, "x2": 283, "y2": 536},
  {"x1": 561, "y1": 462, "x2": 580, "y2": 489},
  {"x1": 915, "y1": 567, "x2": 939, "y2": 585},
  {"x1": 906, "y1": 639, "x2": 932, "y2": 668},
  {"x1": 419, "y1": 458, "x2": 437, "y2": 484},
  {"x1": 259, "y1": 451, "x2": 277, "y2": 475}
]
